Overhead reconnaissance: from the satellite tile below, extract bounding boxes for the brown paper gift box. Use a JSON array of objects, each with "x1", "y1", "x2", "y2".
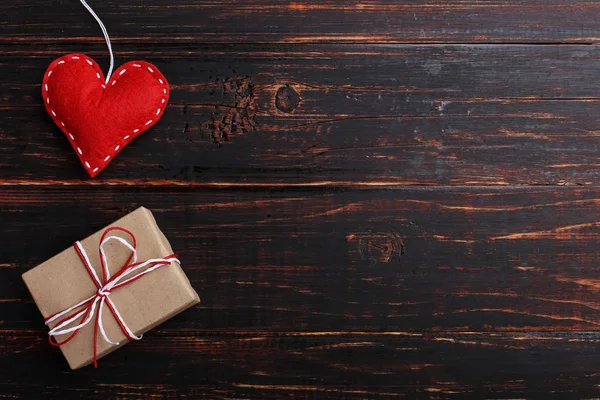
[{"x1": 22, "y1": 207, "x2": 200, "y2": 369}]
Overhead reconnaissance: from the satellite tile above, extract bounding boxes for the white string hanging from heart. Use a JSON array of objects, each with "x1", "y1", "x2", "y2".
[{"x1": 80, "y1": 0, "x2": 115, "y2": 83}]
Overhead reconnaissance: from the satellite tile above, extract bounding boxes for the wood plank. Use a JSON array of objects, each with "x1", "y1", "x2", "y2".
[
  {"x1": 4, "y1": 187, "x2": 600, "y2": 397},
  {"x1": 2, "y1": 330, "x2": 600, "y2": 398},
  {"x1": 4, "y1": 1, "x2": 600, "y2": 44},
  {"x1": 4, "y1": 187, "x2": 600, "y2": 332},
  {"x1": 7, "y1": 45, "x2": 600, "y2": 104},
  {"x1": 3, "y1": 45, "x2": 600, "y2": 184}
]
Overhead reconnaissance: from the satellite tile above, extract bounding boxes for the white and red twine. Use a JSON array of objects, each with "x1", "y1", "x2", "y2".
[{"x1": 44, "y1": 227, "x2": 179, "y2": 368}]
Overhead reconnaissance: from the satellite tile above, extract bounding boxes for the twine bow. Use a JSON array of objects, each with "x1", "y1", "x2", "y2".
[{"x1": 44, "y1": 227, "x2": 179, "y2": 367}]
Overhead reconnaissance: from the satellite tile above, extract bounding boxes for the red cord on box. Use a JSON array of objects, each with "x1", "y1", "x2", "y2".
[{"x1": 44, "y1": 227, "x2": 178, "y2": 368}]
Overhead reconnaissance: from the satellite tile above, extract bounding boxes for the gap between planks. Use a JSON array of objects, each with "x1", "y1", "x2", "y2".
[
  {"x1": 0, "y1": 180, "x2": 594, "y2": 188},
  {"x1": 3, "y1": 38, "x2": 600, "y2": 46}
]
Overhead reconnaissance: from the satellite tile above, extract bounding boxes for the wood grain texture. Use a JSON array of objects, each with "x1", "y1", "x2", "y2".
[
  {"x1": 5, "y1": 45, "x2": 600, "y2": 185},
  {"x1": 4, "y1": 0, "x2": 600, "y2": 44},
  {"x1": 3, "y1": 0, "x2": 600, "y2": 398},
  {"x1": 4, "y1": 187, "x2": 600, "y2": 398}
]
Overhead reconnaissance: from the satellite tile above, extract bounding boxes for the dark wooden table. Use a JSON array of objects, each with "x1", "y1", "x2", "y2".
[{"x1": 4, "y1": 1, "x2": 600, "y2": 398}]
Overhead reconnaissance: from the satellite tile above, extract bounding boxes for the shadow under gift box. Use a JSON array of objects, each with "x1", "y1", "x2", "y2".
[{"x1": 22, "y1": 207, "x2": 200, "y2": 370}]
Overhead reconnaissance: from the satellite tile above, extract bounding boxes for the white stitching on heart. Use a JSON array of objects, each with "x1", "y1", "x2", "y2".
[{"x1": 43, "y1": 55, "x2": 168, "y2": 176}]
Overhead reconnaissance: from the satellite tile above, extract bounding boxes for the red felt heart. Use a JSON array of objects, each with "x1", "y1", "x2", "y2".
[{"x1": 42, "y1": 53, "x2": 169, "y2": 178}]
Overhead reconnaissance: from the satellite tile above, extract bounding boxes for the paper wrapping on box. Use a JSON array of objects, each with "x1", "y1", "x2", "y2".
[{"x1": 22, "y1": 207, "x2": 200, "y2": 369}]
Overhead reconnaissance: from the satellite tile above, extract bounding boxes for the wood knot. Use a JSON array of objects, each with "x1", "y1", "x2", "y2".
[
  {"x1": 347, "y1": 231, "x2": 404, "y2": 265},
  {"x1": 202, "y1": 76, "x2": 256, "y2": 143},
  {"x1": 275, "y1": 84, "x2": 300, "y2": 113}
]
